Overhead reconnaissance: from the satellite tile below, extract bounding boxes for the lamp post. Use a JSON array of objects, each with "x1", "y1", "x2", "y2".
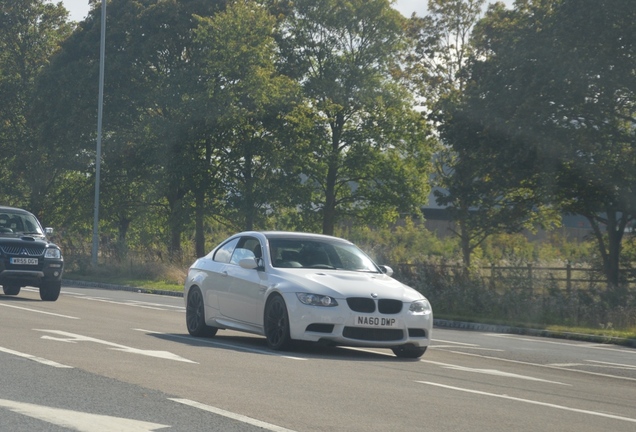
[{"x1": 91, "y1": 0, "x2": 106, "y2": 266}]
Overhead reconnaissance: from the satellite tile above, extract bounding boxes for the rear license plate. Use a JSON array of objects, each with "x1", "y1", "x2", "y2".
[
  {"x1": 355, "y1": 316, "x2": 399, "y2": 328},
  {"x1": 10, "y1": 257, "x2": 38, "y2": 265}
]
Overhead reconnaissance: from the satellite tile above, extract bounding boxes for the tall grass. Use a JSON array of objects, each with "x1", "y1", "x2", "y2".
[{"x1": 394, "y1": 263, "x2": 636, "y2": 334}]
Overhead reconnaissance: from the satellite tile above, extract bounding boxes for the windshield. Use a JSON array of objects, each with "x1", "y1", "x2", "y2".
[
  {"x1": 269, "y1": 238, "x2": 379, "y2": 272},
  {"x1": 0, "y1": 211, "x2": 44, "y2": 236}
]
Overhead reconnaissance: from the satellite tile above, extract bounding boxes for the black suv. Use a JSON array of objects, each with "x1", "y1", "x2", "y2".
[{"x1": 0, "y1": 206, "x2": 64, "y2": 301}]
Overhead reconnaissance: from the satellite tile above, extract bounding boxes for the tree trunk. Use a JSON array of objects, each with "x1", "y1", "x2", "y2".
[
  {"x1": 166, "y1": 186, "x2": 186, "y2": 260},
  {"x1": 113, "y1": 215, "x2": 130, "y2": 262},
  {"x1": 604, "y1": 211, "x2": 629, "y2": 305},
  {"x1": 243, "y1": 142, "x2": 255, "y2": 231},
  {"x1": 322, "y1": 162, "x2": 337, "y2": 235},
  {"x1": 460, "y1": 220, "x2": 471, "y2": 269},
  {"x1": 587, "y1": 211, "x2": 629, "y2": 306},
  {"x1": 322, "y1": 112, "x2": 343, "y2": 236},
  {"x1": 194, "y1": 189, "x2": 205, "y2": 258}
]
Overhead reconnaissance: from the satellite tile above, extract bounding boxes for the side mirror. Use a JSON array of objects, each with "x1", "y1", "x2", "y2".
[
  {"x1": 45, "y1": 227, "x2": 54, "y2": 235},
  {"x1": 379, "y1": 265, "x2": 393, "y2": 277},
  {"x1": 239, "y1": 258, "x2": 259, "y2": 270}
]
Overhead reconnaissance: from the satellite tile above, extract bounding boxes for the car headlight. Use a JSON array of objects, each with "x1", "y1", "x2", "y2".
[
  {"x1": 296, "y1": 293, "x2": 338, "y2": 307},
  {"x1": 409, "y1": 298, "x2": 432, "y2": 314},
  {"x1": 45, "y1": 248, "x2": 62, "y2": 259}
]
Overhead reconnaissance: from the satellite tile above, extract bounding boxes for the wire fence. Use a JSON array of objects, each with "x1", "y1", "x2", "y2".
[
  {"x1": 394, "y1": 263, "x2": 636, "y2": 329},
  {"x1": 395, "y1": 263, "x2": 636, "y2": 294}
]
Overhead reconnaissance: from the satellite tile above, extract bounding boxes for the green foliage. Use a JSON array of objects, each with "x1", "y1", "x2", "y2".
[
  {"x1": 12, "y1": 0, "x2": 434, "y2": 260},
  {"x1": 405, "y1": 0, "x2": 486, "y2": 100},
  {"x1": 337, "y1": 218, "x2": 459, "y2": 265},
  {"x1": 193, "y1": 0, "x2": 304, "y2": 232},
  {"x1": 278, "y1": 0, "x2": 434, "y2": 234},
  {"x1": 410, "y1": 0, "x2": 562, "y2": 269},
  {"x1": 0, "y1": 0, "x2": 73, "y2": 212},
  {"x1": 466, "y1": 0, "x2": 636, "y2": 289}
]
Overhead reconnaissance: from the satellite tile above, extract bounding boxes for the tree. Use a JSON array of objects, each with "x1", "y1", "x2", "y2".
[
  {"x1": 406, "y1": 0, "x2": 537, "y2": 269},
  {"x1": 276, "y1": 0, "x2": 433, "y2": 235},
  {"x1": 34, "y1": 0, "x2": 226, "y2": 258},
  {"x1": 468, "y1": 0, "x2": 636, "y2": 297},
  {"x1": 405, "y1": 0, "x2": 485, "y2": 101},
  {"x1": 434, "y1": 97, "x2": 559, "y2": 267},
  {"x1": 0, "y1": 0, "x2": 72, "y2": 213},
  {"x1": 193, "y1": 0, "x2": 302, "y2": 235}
]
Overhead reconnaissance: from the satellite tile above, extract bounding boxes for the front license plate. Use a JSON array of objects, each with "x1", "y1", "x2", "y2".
[
  {"x1": 355, "y1": 316, "x2": 399, "y2": 328},
  {"x1": 10, "y1": 257, "x2": 38, "y2": 265}
]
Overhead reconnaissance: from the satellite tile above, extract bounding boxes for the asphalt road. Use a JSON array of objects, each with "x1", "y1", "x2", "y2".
[{"x1": 1, "y1": 284, "x2": 635, "y2": 431}]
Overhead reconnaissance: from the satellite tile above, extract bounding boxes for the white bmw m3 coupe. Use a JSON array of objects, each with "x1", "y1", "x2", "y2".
[{"x1": 184, "y1": 231, "x2": 432, "y2": 358}]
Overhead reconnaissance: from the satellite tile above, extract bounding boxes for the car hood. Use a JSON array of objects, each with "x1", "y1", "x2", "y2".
[
  {"x1": 0, "y1": 235, "x2": 52, "y2": 248},
  {"x1": 274, "y1": 269, "x2": 424, "y2": 302}
]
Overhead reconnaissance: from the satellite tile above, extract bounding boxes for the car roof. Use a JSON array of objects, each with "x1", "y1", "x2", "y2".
[
  {"x1": 237, "y1": 231, "x2": 353, "y2": 244},
  {"x1": 0, "y1": 206, "x2": 33, "y2": 216}
]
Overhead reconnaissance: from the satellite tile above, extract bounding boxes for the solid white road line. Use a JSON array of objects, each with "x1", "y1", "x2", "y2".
[
  {"x1": 433, "y1": 338, "x2": 481, "y2": 346},
  {"x1": 416, "y1": 381, "x2": 636, "y2": 424},
  {"x1": 170, "y1": 398, "x2": 297, "y2": 432},
  {"x1": 433, "y1": 345, "x2": 505, "y2": 351},
  {"x1": 0, "y1": 303, "x2": 79, "y2": 319},
  {"x1": 0, "y1": 346, "x2": 72, "y2": 368}
]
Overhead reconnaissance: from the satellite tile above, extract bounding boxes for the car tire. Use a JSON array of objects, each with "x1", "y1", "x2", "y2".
[
  {"x1": 392, "y1": 345, "x2": 427, "y2": 359},
  {"x1": 2, "y1": 284, "x2": 21, "y2": 296},
  {"x1": 264, "y1": 294, "x2": 292, "y2": 351},
  {"x1": 186, "y1": 287, "x2": 218, "y2": 337},
  {"x1": 39, "y1": 281, "x2": 61, "y2": 301}
]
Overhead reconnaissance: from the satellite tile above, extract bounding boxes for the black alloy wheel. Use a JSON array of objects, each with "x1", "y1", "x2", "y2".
[
  {"x1": 2, "y1": 284, "x2": 21, "y2": 296},
  {"x1": 264, "y1": 294, "x2": 292, "y2": 350},
  {"x1": 186, "y1": 287, "x2": 218, "y2": 337}
]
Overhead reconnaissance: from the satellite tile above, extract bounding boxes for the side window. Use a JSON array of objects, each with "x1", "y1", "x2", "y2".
[
  {"x1": 230, "y1": 236, "x2": 262, "y2": 265},
  {"x1": 213, "y1": 238, "x2": 239, "y2": 263}
]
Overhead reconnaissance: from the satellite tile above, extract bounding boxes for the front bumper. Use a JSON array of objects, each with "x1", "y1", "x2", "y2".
[
  {"x1": 282, "y1": 292, "x2": 433, "y2": 349},
  {"x1": 0, "y1": 260, "x2": 64, "y2": 287}
]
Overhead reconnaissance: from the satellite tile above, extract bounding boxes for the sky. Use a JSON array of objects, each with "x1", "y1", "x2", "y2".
[
  {"x1": 56, "y1": 0, "x2": 428, "y2": 22},
  {"x1": 56, "y1": 0, "x2": 519, "y2": 22}
]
